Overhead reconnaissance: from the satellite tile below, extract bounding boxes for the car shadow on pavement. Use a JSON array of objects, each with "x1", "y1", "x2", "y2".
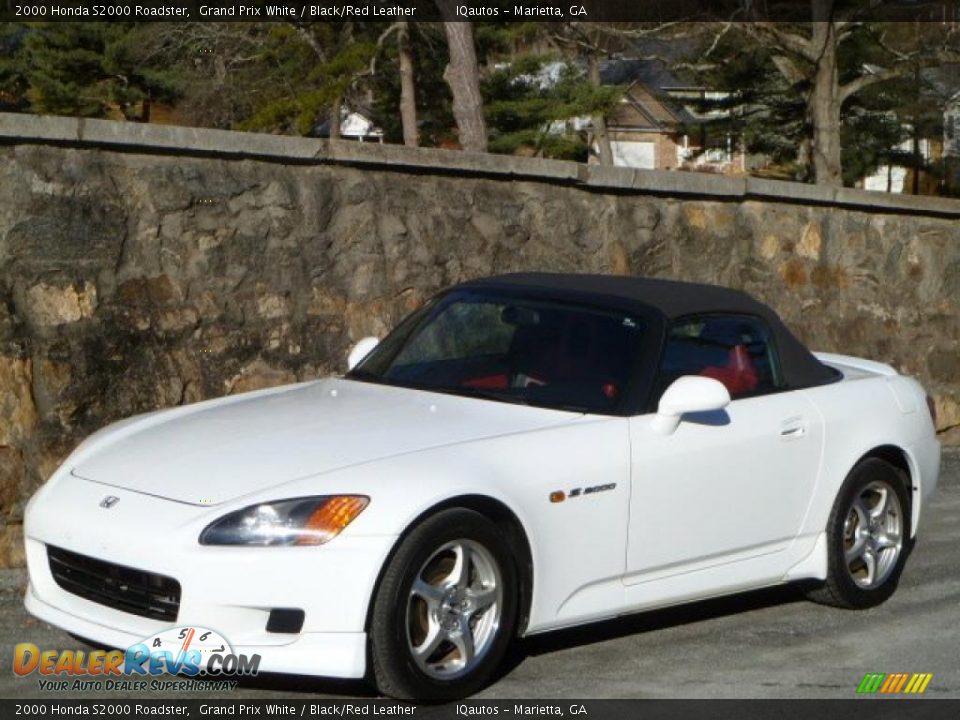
[
  {"x1": 498, "y1": 583, "x2": 810, "y2": 679},
  {"x1": 70, "y1": 584, "x2": 808, "y2": 697}
]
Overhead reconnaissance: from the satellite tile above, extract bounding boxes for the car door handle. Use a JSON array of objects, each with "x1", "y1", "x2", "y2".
[{"x1": 780, "y1": 417, "x2": 807, "y2": 439}]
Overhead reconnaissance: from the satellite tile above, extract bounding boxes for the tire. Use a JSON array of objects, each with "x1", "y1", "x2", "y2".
[
  {"x1": 369, "y1": 508, "x2": 519, "y2": 700},
  {"x1": 806, "y1": 458, "x2": 912, "y2": 609}
]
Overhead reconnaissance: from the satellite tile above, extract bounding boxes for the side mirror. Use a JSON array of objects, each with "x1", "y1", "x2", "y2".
[
  {"x1": 652, "y1": 376, "x2": 731, "y2": 435},
  {"x1": 347, "y1": 336, "x2": 380, "y2": 371}
]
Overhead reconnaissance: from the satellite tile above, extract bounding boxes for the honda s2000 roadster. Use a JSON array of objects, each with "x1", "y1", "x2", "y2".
[{"x1": 25, "y1": 274, "x2": 940, "y2": 698}]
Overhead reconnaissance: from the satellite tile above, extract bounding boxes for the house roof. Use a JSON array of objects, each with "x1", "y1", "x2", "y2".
[
  {"x1": 607, "y1": 83, "x2": 694, "y2": 130},
  {"x1": 601, "y1": 56, "x2": 701, "y2": 129},
  {"x1": 600, "y1": 56, "x2": 689, "y2": 91},
  {"x1": 312, "y1": 103, "x2": 383, "y2": 139}
]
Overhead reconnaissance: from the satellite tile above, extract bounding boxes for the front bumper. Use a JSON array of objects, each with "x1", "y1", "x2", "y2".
[
  {"x1": 23, "y1": 474, "x2": 398, "y2": 679},
  {"x1": 24, "y1": 584, "x2": 367, "y2": 677}
]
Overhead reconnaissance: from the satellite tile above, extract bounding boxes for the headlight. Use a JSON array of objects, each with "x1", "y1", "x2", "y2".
[{"x1": 199, "y1": 496, "x2": 369, "y2": 547}]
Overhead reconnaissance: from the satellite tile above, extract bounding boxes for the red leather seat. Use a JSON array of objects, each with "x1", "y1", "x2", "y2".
[
  {"x1": 462, "y1": 373, "x2": 509, "y2": 389},
  {"x1": 701, "y1": 344, "x2": 758, "y2": 397},
  {"x1": 464, "y1": 317, "x2": 624, "y2": 404}
]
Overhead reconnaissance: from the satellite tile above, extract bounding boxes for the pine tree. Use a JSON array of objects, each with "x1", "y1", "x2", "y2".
[
  {"x1": 689, "y1": 21, "x2": 955, "y2": 187},
  {"x1": 687, "y1": 6, "x2": 960, "y2": 186},
  {"x1": 142, "y1": 22, "x2": 389, "y2": 136},
  {"x1": 370, "y1": 23, "x2": 454, "y2": 147},
  {"x1": 236, "y1": 23, "x2": 383, "y2": 136},
  {"x1": 12, "y1": 23, "x2": 179, "y2": 120},
  {"x1": 0, "y1": 24, "x2": 29, "y2": 110},
  {"x1": 483, "y1": 55, "x2": 621, "y2": 161},
  {"x1": 478, "y1": 23, "x2": 623, "y2": 161}
]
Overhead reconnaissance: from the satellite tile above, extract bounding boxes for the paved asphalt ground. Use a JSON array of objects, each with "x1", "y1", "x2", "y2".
[{"x1": 1, "y1": 450, "x2": 957, "y2": 700}]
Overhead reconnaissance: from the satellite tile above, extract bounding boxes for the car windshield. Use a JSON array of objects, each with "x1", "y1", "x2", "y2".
[{"x1": 347, "y1": 290, "x2": 646, "y2": 414}]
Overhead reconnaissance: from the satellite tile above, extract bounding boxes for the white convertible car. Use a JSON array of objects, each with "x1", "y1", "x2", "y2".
[{"x1": 24, "y1": 273, "x2": 940, "y2": 698}]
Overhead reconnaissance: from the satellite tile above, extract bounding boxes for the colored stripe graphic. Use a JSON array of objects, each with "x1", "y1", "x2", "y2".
[
  {"x1": 857, "y1": 673, "x2": 885, "y2": 694},
  {"x1": 858, "y1": 672, "x2": 932, "y2": 695},
  {"x1": 887, "y1": 673, "x2": 909, "y2": 693},
  {"x1": 908, "y1": 674, "x2": 933, "y2": 694}
]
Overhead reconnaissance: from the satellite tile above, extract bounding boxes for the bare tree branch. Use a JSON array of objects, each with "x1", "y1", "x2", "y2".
[
  {"x1": 292, "y1": 24, "x2": 327, "y2": 62},
  {"x1": 745, "y1": 23, "x2": 817, "y2": 62},
  {"x1": 770, "y1": 54, "x2": 806, "y2": 86},
  {"x1": 838, "y1": 48, "x2": 960, "y2": 104},
  {"x1": 838, "y1": 66, "x2": 908, "y2": 104},
  {"x1": 702, "y1": 22, "x2": 734, "y2": 59}
]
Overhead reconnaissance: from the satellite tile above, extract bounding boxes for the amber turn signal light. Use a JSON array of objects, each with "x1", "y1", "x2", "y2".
[{"x1": 297, "y1": 496, "x2": 370, "y2": 545}]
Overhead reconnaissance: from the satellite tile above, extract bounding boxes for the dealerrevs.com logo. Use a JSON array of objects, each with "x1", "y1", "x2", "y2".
[
  {"x1": 857, "y1": 672, "x2": 933, "y2": 695},
  {"x1": 13, "y1": 626, "x2": 261, "y2": 692}
]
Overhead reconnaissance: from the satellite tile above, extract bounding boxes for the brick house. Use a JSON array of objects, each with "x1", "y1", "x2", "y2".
[{"x1": 590, "y1": 58, "x2": 747, "y2": 174}]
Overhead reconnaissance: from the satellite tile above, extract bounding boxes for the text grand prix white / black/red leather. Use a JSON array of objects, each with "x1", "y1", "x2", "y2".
[{"x1": 24, "y1": 273, "x2": 941, "y2": 699}]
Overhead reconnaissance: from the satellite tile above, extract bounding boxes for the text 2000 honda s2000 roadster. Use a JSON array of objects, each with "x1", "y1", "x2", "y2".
[{"x1": 24, "y1": 273, "x2": 940, "y2": 698}]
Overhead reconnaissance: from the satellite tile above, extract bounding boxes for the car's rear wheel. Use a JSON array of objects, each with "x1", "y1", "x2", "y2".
[
  {"x1": 370, "y1": 508, "x2": 518, "y2": 699},
  {"x1": 807, "y1": 458, "x2": 911, "y2": 609}
]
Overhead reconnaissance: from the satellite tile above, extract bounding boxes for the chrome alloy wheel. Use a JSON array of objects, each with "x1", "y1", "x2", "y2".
[
  {"x1": 406, "y1": 539, "x2": 503, "y2": 679},
  {"x1": 843, "y1": 480, "x2": 904, "y2": 589}
]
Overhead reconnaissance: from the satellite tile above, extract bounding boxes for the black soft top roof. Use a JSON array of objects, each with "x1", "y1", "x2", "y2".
[
  {"x1": 457, "y1": 272, "x2": 839, "y2": 391},
  {"x1": 461, "y1": 272, "x2": 766, "y2": 319}
]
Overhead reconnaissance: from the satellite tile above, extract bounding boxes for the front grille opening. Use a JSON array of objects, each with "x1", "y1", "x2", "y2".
[{"x1": 47, "y1": 545, "x2": 181, "y2": 622}]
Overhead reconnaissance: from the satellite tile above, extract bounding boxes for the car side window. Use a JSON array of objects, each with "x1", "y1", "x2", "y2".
[{"x1": 655, "y1": 315, "x2": 783, "y2": 401}]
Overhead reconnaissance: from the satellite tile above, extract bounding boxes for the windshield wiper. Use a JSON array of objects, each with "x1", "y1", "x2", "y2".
[
  {"x1": 443, "y1": 386, "x2": 531, "y2": 406},
  {"x1": 344, "y1": 374, "x2": 526, "y2": 404},
  {"x1": 344, "y1": 368, "x2": 387, "y2": 384},
  {"x1": 344, "y1": 376, "x2": 592, "y2": 412}
]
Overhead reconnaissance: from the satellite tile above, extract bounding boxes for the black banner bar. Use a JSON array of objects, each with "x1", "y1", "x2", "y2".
[{"x1": 1, "y1": 0, "x2": 960, "y2": 23}]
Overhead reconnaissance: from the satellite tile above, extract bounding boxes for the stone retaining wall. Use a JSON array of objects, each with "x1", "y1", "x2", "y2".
[{"x1": 1, "y1": 113, "x2": 958, "y2": 566}]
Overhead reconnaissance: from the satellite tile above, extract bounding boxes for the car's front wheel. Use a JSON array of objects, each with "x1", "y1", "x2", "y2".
[
  {"x1": 370, "y1": 508, "x2": 518, "y2": 699},
  {"x1": 807, "y1": 458, "x2": 911, "y2": 609}
]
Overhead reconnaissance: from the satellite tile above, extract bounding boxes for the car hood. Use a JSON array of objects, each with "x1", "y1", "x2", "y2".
[{"x1": 71, "y1": 377, "x2": 578, "y2": 506}]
